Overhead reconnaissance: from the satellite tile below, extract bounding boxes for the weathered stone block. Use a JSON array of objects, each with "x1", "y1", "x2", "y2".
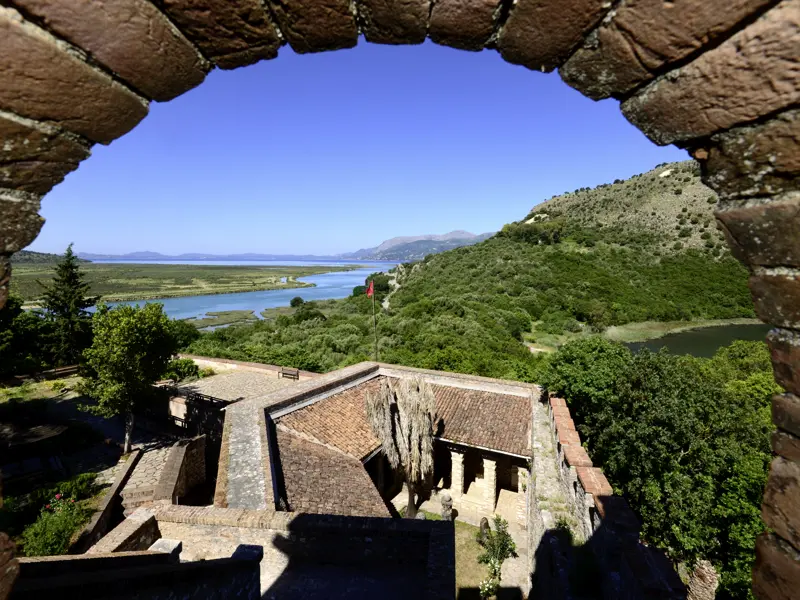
[
  {"x1": 268, "y1": 0, "x2": 358, "y2": 54},
  {"x1": 695, "y1": 108, "x2": 800, "y2": 199},
  {"x1": 11, "y1": 0, "x2": 209, "y2": 101},
  {"x1": 498, "y1": 0, "x2": 611, "y2": 72},
  {"x1": 0, "y1": 532, "x2": 19, "y2": 600},
  {"x1": 773, "y1": 431, "x2": 800, "y2": 463},
  {"x1": 557, "y1": 428, "x2": 581, "y2": 446},
  {"x1": 561, "y1": 0, "x2": 775, "y2": 100},
  {"x1": 773, "y1": 393, "x2": 800, "y2": 439},
  {"x1": 753, "y1": 533, "x2": 800, "y2": 600},
  {"x1": 749, "y1": 272, "x2": 800, "y2": 329},
  {"x1": 0, "y1": 7, "x2": 148, "y2": 144},
  {"x1": 357, "y1": 0, "x2": 429, "y2": 45},
  {"x1": 0, "y1": 190, "x2": 43, "y2": 254},
  {"x1": 563, "y1": 444, "x2": 592, "y2": 468},
  {"x1": 762, "y1": 457, "x2": 800, "y2": 551},
  {"x1": 0, "y1": 111, "x2": 91, "y2": 195},
  {"x1": 576, "y1": 466, "x2": 612, "y2": 496},
  {"x1": 716, "y1": 194, "x2": 800, "y2": 267},
  {"x1": 622, "y1": 2, "x2": 800, "y2": 145},
  {"x1": 429, "y1": 0, "x2": 500, "y2": 51},
  {"x1": 161, "y1": 0, "x2": 282, "y2": 69},
  {"x1": 768, "y1": 329, "x2": 800, "y2": 396}
]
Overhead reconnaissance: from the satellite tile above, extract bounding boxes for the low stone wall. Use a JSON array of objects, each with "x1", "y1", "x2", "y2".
[
  {"x1": 70, "y1": 450, "x2": 143, "y2": 553},
  {"x1": 153, "y1": 436, "x2": 206, "y2": 504},
  {"x1": 179, "y1": 354, "x2": 318, "y2": 381},
  {"x1": 17, "y1": 550, "x2": 177, "y2": 579},
  {"x1": 543, "y1": 394, "x2": 684, "y2": 598},
  {"x1": 10, "y1": 546, "x2": 261, "y2": 600},
  {"x1": 213, "y1": 413, "x2": 233, "y2": 508},
  {"x1": 87, "y1": 509, "x2": 161, "y2": 554},
  {"x1": 152, "y1": 504, "x2": 454, "y2": 597}
]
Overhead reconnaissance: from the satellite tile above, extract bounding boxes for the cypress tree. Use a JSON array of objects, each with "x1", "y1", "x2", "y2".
[{"x1": 39, "y1": 244, "x2": 97, "y2": 366}]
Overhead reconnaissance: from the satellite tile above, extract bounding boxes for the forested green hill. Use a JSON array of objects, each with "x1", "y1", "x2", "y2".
[
  {"x1": 188, "y1": 159, "x2": 752, "y2": 379},
  {"x1": 12, "y1": 250, "x2": 90, "y2": 264}
]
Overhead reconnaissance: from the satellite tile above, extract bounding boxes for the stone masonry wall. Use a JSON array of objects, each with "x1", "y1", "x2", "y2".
[
  {"x1": 544, "y1": 394, "x2": 684, "y2": 598},
  {"x1": 153, "y1": 436, "x2": 206, "y2": 504},
  {"x1": 0, "y1": 2, "x2": 798, "y2": 597}
]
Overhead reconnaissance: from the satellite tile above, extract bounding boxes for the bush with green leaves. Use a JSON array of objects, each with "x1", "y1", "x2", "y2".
[
  {"x1": 162, "y1": 357, "x2": 199, "y2": 381},
  {"x1": 476, "y1": 515, "x2": 518, "y2": 573},
  {"x1": 20, "y1": 493, "x2": 91, "y2": 556},
  {"x1": 540, "y1": 339, "x2": 778, "y2": 599}
]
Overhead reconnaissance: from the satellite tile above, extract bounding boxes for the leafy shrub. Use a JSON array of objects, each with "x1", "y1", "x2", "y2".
[
  {"x1": 290, "y1": 296, "x2": 305, "y2": 308},
  {"x1": 162, "y1": 357, "x2": 199, "y2": 381},
  {"x1": 477, "y1": 515, "x2": 518, "y2": 569},
  {"x1": 199, "y1": 367, "x2": 215, "y2": 378},
  {"x1": 169, "y1": 319, "x2": 201, "y2": 349},
  {"x1": 49, "y1": 380, "x2": 67, "y2": 393},
  {"x1": 21, "y1": 493, "x2": 91, "y2": 556}
]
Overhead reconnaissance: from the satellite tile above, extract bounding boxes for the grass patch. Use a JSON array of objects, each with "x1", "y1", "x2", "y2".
[
  {"x1": 602, "y1": 318, "x2": 763, "y2": 343},
  {"x1": 12, "y1": 263, "x2": 358, "y2": 303},
  {"x1": 188, "y1": 310, "x2": 259, "y2": 329}
]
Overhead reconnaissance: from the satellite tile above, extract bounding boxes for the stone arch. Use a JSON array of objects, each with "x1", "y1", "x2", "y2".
[{"x1": 0, "y1": 0, "x2": 798, "y2": 595}]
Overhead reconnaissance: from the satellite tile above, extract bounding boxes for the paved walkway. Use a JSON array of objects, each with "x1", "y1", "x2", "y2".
[
  {"x1": 226, "y1": 403, "x2": 267, "y2": 510},
  {"x1": 179, "y1": 371, "x2": 295, "y2": 402},
  {"x1": 125, "y1": 444, "x2": 172, "y2": 491}
]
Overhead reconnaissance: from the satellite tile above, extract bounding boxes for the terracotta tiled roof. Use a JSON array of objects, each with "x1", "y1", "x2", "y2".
[
  {"x1": 433, "y1": 385, "x2": 531, "y2": 456},
  {"x1": 276, "y1": 377, "x2": 382, "y2": 461},
  {"x1": 277, "y1": 376, "x2": 531, "y2": 459},
  {"x1": 276, "y1": 428, "x2": 390, "y2": 517}
]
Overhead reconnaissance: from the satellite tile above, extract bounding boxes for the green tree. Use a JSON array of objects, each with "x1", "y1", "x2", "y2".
[
  {"x1": 365, "y1": 376, "x2": 436, "y2": 519},
  {"x1": 82, "y1": 303, "x2": 177, "y2": 453},
  {"x1": 38, "y1": 244, "x2": 97, "y2": 366},
  {"x1": 540, "y1": 339, "x2": 776, "y2": 599},
  {"x1": 0, "y1": 294, "x2": 52, "y2": 377},
  {"x1": 290, "y1": 296, "x2": 305, "y2": 308}
]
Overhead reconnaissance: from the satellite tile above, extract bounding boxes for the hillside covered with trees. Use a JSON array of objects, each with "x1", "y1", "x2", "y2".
[{"x1": 187, "y1": 160, "x2": 751, "y2": 378}]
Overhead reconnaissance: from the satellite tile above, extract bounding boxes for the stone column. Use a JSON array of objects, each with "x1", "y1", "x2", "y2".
[
  {"x1": 450, "y1": 449, "x2": 464, "y2": 499},
  {"x1": 483, "y1": 457, "x2": 497, "y2": 513}
]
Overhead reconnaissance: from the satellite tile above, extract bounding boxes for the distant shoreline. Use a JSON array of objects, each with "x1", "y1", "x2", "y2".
[{"x1": 15, "y1": 263, "x2": 375, "y2": 306}]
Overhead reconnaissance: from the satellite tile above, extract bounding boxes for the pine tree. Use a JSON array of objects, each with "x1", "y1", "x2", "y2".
[{"x1": 39, "y1": 244, "x2": 97, "y2": 366}]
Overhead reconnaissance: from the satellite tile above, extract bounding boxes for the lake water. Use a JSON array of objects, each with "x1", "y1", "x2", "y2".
[
  {"x1": 101, "y1": 260, "x2": 397, "y2": 321},
  {"x1": 624, "y1": 323, "x2": 771, "y2": 358}
]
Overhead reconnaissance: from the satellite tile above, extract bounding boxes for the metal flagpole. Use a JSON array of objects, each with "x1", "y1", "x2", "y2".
[{"x1": 372, "y1": 290, "x2": 379, "y2": 361}]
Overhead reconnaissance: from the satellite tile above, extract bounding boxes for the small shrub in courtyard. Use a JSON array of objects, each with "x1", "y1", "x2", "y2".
[
  {"x1": 476, "y1": 515, "x2": 518, "y2": 580},
  {"x1": 20, "y1": 493, "x2": 91, "y2": 556}
]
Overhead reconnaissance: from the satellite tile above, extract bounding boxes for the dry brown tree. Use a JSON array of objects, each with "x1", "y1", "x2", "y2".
[{"x1": 366, "y1": 376, "x2": 436, "y2": 519}]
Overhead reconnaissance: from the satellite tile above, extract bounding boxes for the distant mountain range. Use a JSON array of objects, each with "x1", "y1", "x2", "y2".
[{"x1": 74, "y1": 231, "x2": 496, "y2": 263}]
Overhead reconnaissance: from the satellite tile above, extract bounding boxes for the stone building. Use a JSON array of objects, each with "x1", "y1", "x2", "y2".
[
  {"x1": 256, "y1": 364, "x2": 536, "y2": 522},
  {"x1": 0, "y1": 0, "x2": 798, "y2": 597}
]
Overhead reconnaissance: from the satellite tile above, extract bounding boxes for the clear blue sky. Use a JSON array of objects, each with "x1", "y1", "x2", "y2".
[{"x1": 30, "y1": 39, "x2": 686, "y2": 256}]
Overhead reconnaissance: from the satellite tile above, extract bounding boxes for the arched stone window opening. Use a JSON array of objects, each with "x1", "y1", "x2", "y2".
[{"x1": 0, "y1": 1, "x2": 797, "y2": 597}]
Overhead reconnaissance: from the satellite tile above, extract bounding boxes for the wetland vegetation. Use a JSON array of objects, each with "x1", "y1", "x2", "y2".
[{"x1": 11, "y1": 263, "x2": 357, "y2": 303}]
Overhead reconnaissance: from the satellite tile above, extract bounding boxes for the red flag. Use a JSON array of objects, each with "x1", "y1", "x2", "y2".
[{"x1": 366, "y1": 280, "x2": 374, "y2": 298}]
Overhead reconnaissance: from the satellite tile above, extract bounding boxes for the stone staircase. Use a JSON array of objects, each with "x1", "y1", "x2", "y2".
[
  {"x1": 121, "y1": 486, "x2": 157, "y2": 516},
  {"x1": 119, "y1": 445, "x2": 172, "y2": 516}
]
